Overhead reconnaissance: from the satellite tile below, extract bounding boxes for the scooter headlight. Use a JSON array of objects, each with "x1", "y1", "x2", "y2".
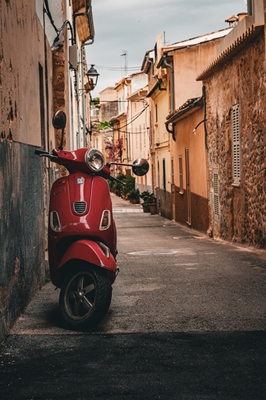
[{"x1": 85, "y1": 149, "x2": 105, "y2": 172}]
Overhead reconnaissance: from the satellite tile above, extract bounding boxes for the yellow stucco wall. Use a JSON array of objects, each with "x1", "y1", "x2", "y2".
[{"x1": 173, "y1": 108, "x2": 207, "y2": 199}]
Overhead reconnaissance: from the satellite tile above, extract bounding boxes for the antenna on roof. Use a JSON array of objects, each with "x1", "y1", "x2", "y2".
[
  {"x1": 163, "y1": 31, "x2": 169, "y2": 45},
  {"x1": 121, "y1": 50, "x2": 128, "y2": 76}
]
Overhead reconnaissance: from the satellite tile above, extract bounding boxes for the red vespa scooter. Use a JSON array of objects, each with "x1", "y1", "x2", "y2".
[{"x1": 35, "y1": 110, "x2": 149, "y2": 330}]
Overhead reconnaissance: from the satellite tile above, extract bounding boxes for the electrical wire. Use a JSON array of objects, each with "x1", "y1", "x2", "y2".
[
  {"x1": 95, "y1": 65, "x2": 141, "y2": 72},
  {"x1": 44, "y1": 0, "x2": 58, "y2": 33},
  {"x1": 114, "y1": 104, "x2": 149, "y2": 131}
]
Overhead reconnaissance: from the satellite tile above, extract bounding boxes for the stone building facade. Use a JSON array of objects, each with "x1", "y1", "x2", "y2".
[{"x1": 198, "y1": 2, "x2": 266, "y2": 248}]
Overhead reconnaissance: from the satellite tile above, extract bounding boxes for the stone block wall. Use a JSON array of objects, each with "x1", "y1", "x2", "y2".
[{"x1": 204, "y1": 33, "x2": 266, "y2": 248}]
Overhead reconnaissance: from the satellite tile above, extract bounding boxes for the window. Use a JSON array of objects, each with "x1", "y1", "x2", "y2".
[
  {"x1": 213, "y1": 169, "x2": 220, "y2": 220},
  {"x1": 90, "y1": 108, "x2": 99, "y2": 117},
  {"x1": 231, "y1": 104, "x2": 241, "y2": 185},
  {"x1": 155, "y1": 104, "x2": 158, "y2": 123},
  {"x1": 163, "y1": 159, "x2": 166, "y2": 190},
  {"x1": 179, "y1": 155, "x2": 183, "y2": 193},
  {"x1": 139, "y1": 125, "x2": 142, "y2": 151},
  {"x1": 157, "y1": 161, "x2": 160, "y2": 188}
]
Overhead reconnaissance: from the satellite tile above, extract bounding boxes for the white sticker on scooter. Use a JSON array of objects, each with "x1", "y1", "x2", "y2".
[{"x1": 77, "y1": 177, "x2": 84, "y2": 184}]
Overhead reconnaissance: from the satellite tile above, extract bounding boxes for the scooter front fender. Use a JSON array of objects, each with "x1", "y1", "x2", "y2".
[{"x1": 58, "y1": 239, "x2": 117, "y2": 272}]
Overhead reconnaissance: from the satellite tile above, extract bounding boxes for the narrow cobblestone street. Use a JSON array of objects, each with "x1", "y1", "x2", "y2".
[{"x1": 1, "y1": 194, "x2": 266, "y2": 399}]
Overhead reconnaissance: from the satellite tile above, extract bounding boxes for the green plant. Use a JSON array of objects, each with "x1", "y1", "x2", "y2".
[
  {"x1": 97, "y1": 120, "x2": 111, "y2": 130},
  {"x1": 111, "y1": 173, "x2": 126, "y2": 196},
  {"x1": 122, "y1": 175, "x2": 135, "y2": 198},
  {"x1": 140, "y1": 191, "x2": 155, "y2": 202},
  {"x1": 127, "y1": 188, "x2": 140, "y2": 202},
  {"x1": 140, "y1": 191, "x2": 156, "y2": 211}
]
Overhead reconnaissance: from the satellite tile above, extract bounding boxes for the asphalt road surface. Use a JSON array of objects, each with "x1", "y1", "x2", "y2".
[{"x1": 1, "y1": 194, "x2": 266, "y2": 399}]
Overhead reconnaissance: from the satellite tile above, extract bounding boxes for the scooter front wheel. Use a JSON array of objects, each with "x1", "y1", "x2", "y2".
[{"x1": 59, "y1": 264, "x2": 112, "y2": 330}]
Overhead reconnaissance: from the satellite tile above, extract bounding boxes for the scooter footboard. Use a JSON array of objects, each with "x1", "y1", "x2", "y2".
[{"x1": 58, "y1": 239, "x2": 117, "y2": 272}]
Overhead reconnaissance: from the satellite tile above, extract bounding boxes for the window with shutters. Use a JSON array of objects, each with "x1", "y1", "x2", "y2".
[
  {"x1": 163, "y1": 159, "x2": 166, "y2": 190},
  {"x1": 213, "y1": 169, "x2": 220, "y2": 220},
  {"x1": 231, "y1": 104, "x2": 241, "y2": 185},
  {"x1": 179, "y1": 155, "x2": 183, "y2": 194}
]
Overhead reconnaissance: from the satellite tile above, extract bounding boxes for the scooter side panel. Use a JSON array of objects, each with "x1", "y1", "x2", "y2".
[{"x1": 58, "y1": 239, "x2": 117, "y2": 272}]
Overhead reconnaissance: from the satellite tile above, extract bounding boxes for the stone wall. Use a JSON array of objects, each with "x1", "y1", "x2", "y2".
[
  {"x1": 204, "y1": 33, "x2": 266, "y2": 248},
  {"x1": 0, "y1": 141, "x2": 46, "y2": 340}
]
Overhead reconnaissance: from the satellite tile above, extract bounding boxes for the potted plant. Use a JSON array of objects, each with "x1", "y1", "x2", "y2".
[
  {"x1": 148, "y1": 195, "x2": 157, "y2": 215},
  {"x1": 112, "y1": 173, "x2": 126, "y2": 197},
  {"x1": 127, "y1": 188, "x2": 140, "y2": 204},
  {"x1": 140, "y1": 191, "x2": 157, "y2": 213},
  {"x1": 122, "y1": 175, "x2": 135, "y2": 199}
]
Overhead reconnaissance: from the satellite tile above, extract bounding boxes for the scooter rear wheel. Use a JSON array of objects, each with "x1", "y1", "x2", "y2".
[{"x1": 59, "y1": 264, "x2": 112, "y2": 330}]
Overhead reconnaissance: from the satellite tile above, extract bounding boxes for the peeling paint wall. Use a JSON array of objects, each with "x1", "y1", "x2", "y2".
[{"x1": 0, "y1": 0, "x2": 50, "y2": 341}]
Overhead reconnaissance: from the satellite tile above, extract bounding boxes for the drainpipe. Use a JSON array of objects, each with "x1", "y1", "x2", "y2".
[
  {"x1": 162, "y1": 54, "x2": 175, "y2": 112},
  {"x1": 191, "y1": 86, "x2": 208, "y2": 151},
  {"x1": 145, "y1": 54, "x2": 153, "y2": 75},
  {"x1": 202, "y1": 86, "x2": 208, "y2": 151},
  {"x1": 162, "y1": 54, "x2": 175, "y2": 139}
]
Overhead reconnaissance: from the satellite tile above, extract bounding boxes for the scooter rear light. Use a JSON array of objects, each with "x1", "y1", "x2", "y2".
[
  {"x1": 99, "y1": 210, "x2": 110, "y2": 230},
  {"x1": 50, "y1": 210, "x2": 62, "y2": 231}
]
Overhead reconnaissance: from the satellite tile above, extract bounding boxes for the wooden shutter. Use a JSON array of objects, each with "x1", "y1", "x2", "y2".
[{"x1": 231, "y1": 104, "x2": 241, "y2": 185}]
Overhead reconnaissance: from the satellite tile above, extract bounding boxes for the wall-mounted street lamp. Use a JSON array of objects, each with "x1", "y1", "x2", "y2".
[{"x1": 86, "y1": 64, "x2": 99, "y2": 90}]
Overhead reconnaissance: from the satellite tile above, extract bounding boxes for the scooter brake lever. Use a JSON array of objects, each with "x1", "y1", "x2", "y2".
[{"x1": 34, "y1": 149, "x2": 58, "y2": 160}]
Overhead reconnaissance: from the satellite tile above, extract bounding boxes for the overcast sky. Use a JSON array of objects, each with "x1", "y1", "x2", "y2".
[{"x1": 86, "y1": 0, "x2": 247, "y2": 97}]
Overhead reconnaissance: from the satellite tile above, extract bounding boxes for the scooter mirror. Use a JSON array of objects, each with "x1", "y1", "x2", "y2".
[
  {"x1": 132, "y1": 158, "x2": 149, "y2": 176},
  {"x1": 52, "y1": 110, "x2": 67, "y2": 130}
]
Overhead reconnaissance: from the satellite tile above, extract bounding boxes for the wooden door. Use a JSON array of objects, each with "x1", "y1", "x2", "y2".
[{"x1": 185, "y1": 148, "x2": 191, "y2": 225}]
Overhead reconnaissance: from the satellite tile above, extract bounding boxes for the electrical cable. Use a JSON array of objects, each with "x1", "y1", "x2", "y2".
[
  {"x1": 114, "y1": 104, "x2": 149, "y2": 131},
  {"x1": 44, "y1": 0, "x2": 58, "y2": 33},
  {"x1": 94, "y1": 65, "x2": 141, "y2": 72}
]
